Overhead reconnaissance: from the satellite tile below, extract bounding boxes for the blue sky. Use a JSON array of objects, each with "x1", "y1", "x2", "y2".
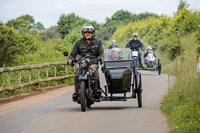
[{"x1": 0, "y1": 0, "x2": 199, "y2": 28}]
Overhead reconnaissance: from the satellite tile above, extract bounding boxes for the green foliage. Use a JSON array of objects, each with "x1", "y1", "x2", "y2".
[
  {"x1": 6, "y1": 14, "x2": 45, "y2": 33},
  {"x1": 40, "y1": 26, "x2": 60, "y2": 41},
  {"x1": 137, "y1": 12, "x2": 160, "y2": 20},
  {"x1": 177, "y1": 0, "x2": 190, "y2": 13},
  {"x1": 99, "y1": 10, "x2": 160, "y2": 44},
  {"x1": 196, "y1": 25, "x2": 200, "y2": 57},
  {"x1": 0, "y1": 23, "x2": 21, "y2": 67},
  {"x1": 168, "y1": 43, "x2": 184, "y2": 61},
  {"x1": 105, "y1": 10, "x2": 133, "y2": 26},
  {"x1": 57, "y1": 13, "x2": 99, "y2": 38},
  {"x1": 109, "y1": 8, "x2": 200, "y2": 53},
  {"x1": 161, "y1": 33, "x2": 200, "y2": 133},
  {"x1": 1, "y1": 23, "x2": 41, "y2": 67},
  {"x1": 63, "y1": 31, "x2": 82, "y2": 45}
]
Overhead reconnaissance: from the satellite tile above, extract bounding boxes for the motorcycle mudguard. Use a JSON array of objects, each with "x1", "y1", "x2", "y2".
[{"x1": 79, "y1": 74, "x2": 88, "y2": 81}]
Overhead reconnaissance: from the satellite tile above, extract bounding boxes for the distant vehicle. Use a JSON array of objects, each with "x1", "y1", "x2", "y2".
[{"x1": 143, "y1": 51, "x2": 161, "y2": 75}]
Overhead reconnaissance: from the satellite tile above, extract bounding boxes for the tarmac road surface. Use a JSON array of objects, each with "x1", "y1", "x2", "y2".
[{"x1": 0, "y1": 70, "x2": 170, "y2": 133}]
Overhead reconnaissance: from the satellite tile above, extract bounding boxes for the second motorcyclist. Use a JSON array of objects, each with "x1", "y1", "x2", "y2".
[
  {"x1": 67, "y1": 24, "x2": 104, "y2": 101},
  {"x1": 126, "y1": 32, "x2": 145, "y2": 68}
]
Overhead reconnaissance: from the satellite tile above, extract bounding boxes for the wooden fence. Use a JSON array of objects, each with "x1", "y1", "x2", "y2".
[{"x1": 0, "y1": 62, "x2": 74, "y2": 92}]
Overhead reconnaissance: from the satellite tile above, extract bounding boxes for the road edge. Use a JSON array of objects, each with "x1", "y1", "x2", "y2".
[{"x1": 0, "y1": 84, "x2": 70, "y2": 105}]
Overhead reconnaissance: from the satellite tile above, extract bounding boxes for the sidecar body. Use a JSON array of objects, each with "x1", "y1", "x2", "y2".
[{"x1": 103, "y1": 48, "x2": 133, "y2": 93}]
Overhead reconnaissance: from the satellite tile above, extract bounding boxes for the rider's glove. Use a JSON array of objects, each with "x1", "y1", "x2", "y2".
[
  {"x1": 98, "y1": 56, "x2": 104, "y2": 65},
  {"x1": 142, "y1": 47, "x2": 145, "y2": 51},
  {"x1": 67, "y1": 58, "x2": 73, "y2": 66}
]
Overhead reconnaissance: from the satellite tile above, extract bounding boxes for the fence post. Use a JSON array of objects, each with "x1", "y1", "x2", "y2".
[
  {"x1": 46, "y1": 67, "x2": 48, "y2": 86},
  {"x1": 37, "y1": 68, "x2": 40, "y2": 88},
  {"x1": 18, "y1": 70, "x2": 21, "y2": 95},
  {"x1": 168, "y1": 74, "x2": 170, "y2": 92},
  {"x1": 28, "y1": 70, "x2": 31, "y2": 91},
  {"x1": 7, "y1": 72, "x2": 10, "y2": 87},
  {"x1": 54, "y1": 65, "x2": 57, "y2": 77},
  {"x1": 7, "y1": 72, "x2": 10, "y2": 97}
]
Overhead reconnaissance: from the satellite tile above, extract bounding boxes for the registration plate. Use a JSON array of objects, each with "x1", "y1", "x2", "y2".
[{"x1": 132, "y1": 51, "x2": 138, "y2": 56}]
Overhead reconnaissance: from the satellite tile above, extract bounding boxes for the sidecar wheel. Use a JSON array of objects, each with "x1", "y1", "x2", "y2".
[
  {"x1": 80, "y1": 81, "x2": 86, "y2": 112},
  {"x1": 158, "y1": 57, "x2": 161, "y2": 75},
  {"x1": 137, "y1": 74, "x2": 142, "y2": 108}
]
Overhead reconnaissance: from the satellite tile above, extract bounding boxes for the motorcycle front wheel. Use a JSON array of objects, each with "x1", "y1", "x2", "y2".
[{"x1": 80, "y1": 81, "x2": 86, "y2": 112}]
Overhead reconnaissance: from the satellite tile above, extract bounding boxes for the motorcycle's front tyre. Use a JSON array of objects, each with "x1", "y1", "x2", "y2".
[{"x1": 80, "y1": 81, "x2": 86, "y2": 112}]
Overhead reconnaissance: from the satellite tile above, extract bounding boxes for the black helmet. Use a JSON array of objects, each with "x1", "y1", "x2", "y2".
[{"x1": 82, "y1": 24, "x2": 95, "y2": 33}]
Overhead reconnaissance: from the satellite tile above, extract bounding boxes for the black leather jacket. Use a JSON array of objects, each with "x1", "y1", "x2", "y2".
[
  {"x1": 69, "y1": 38, "x2": 104, "y2": 64},
  {"x1": 126, "y1": 39, "x2": 144, "y2": 51}
]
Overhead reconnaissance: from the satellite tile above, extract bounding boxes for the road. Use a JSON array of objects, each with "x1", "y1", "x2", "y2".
[{"x1": 0, "y1": 70, "x2": 170, "y2": 133}]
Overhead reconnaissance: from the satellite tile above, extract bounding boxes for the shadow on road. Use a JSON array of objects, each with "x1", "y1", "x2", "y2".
[
  {"x1": 141, "y1": 73, "x2": 158, "y2": 76},
  {"x1": 59, "y1": 105, "x2": 140, "y2": 113}
]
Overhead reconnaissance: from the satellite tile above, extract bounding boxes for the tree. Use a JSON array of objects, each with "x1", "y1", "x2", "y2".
[
  {"x1": 40, "y1": 26, "x2": 60, "y2": 41},
  {"x1": 137, "y1": 12, "x2": 160, "y2": 20},
  {"x1": 0, "y1": 23, "x2": 38, "y2": 67},
  {"x1": 0, "y1": 23, "x2": 21, "y2": 67},
  {"x1": 6, "y1": 15, "x2": 45, "y2": 32},
  {"x1": 35, "y1": 22, "x2": 45, "y2": 31},
  {"x1": 177, "y1": 0, "x2": 189, "y2": 13},
  {"x1": 57, "y1": 13, "x2": 82, "y2": 38},
  {"x1": 105, "y1": 10, "x2": 133, "y2": 26},
  {"x1": 57, "y1": 13, "x2": 100, "y2": 38}
]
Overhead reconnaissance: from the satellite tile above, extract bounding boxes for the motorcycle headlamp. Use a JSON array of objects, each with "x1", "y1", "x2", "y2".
[{"x1": 80, "y1": 60, "x2": 88, "y2": 68}]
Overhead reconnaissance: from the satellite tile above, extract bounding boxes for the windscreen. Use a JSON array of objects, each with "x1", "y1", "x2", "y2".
[{"x1": 104, "y1": 48, "x2": 132, "y2": 61}]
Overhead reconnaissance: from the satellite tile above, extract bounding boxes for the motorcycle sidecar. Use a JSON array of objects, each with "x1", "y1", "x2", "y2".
[{"x1": 101, "y1": 48, "x2": 142, "y2": 107}]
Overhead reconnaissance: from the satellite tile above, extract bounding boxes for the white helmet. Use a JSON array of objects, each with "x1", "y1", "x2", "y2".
[
  {"x1": 82, "y1": 24, "x2": 95, "y2": 33},
  {"x1": 81, "y1": 24, "x2": 95, "y2": 38},
  {"x1": 133, "y1": 32, "x2": 138, "y2": 37},
  {"x1": 147, "y1": 46, "x2": 152, "y2": 50},
  {"x1": 112, "y1": 40, "x2": 116, "y2": 44}
]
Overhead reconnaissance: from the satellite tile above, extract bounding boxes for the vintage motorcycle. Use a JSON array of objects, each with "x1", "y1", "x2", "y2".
[
  {"x1": 64, "y1": 48, "x2": 143, "y2": 112},
  {"x1": 143, "y1": 52, "x2": 161, "y2": 75},
  {"x1": 64, "y1": 53, "x2": 101, "y2": 111}
]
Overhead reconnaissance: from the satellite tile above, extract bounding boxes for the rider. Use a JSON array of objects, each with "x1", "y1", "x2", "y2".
[
  {"x1": 110, "y1": 48, "x2": 122, "y2": 60},
  {"x1": 108, "y1": 40, "x2": 119, "y2": 49},
  {"x1": 144, "y1": 46, "x2": 156, "y2": 58},
  {"x1": 126, "y1": 32, "x2": 145, "y2": 68},
  {"x1": 67, "y1": 24, "x2": 104, "y2": 101}
]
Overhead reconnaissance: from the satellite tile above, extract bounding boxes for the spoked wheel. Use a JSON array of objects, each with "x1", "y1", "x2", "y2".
[
  {"x1": 80, "y1": 81, "x2": 86, "y2": 112},
  {"x1": 158, "y1": 57, "x2": 161, "y2": 75},
  {"x1": 135, "y1": 72, "x2": 142, "y2": 108}
]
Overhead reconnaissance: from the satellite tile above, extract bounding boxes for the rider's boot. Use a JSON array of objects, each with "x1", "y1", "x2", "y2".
[
  {"x1": 132, "y1": 89, "x2": 136, "y2": 98},
  {"x1": 94, "y1": 79, "x2": 100, "y2": 100},
  {"x1": 72, "y1": 77, "x2": 79, "y2": 102}
]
